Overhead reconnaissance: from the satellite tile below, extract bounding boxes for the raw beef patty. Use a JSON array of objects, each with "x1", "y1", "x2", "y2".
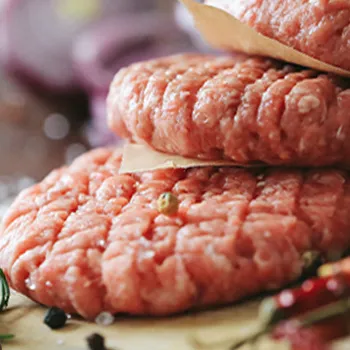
[
  {"x1": 1, "y1": 148, "x2": 350, "y2": 318},
  {"x1": 206, "y1": 0, "x2": 350, "y2": 70},
  {"x1": 107, "y1": 54, "x2": 350, "y2": 167}
]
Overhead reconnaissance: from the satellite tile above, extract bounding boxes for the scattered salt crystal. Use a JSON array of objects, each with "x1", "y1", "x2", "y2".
[
  {"x1": 25, "y1": 277, "x2": 36, "y2": 291},
  {"x1": 45, "y1": 281, "x2": 53, "y2": 288},
  {"x1": 336, "y1": 126, "x2": 346, "y2": 141},
  {"x1": 96, "y1": 239, "x2": 106, "y2": 248},
  {"x1": 57, "y1": 339, "x2": 65, "y2": 346},
  {"x1": 297, "y1": 95, "x2": 320, "y2": 114},
  {"x1": 95, "y1": 312, "x2": 115, "y2": 326},
  {"x1": 66, "y1": 314, "x2": 72, "y2": 320},
  {"x1": 298, "y1": 138, "x2": 306, "y2": 152},
  {"x1": 180, "y1": 91, "x2": 190, "y2": 100},
  {"x1": 84, "y1": 281, "x2": 92, "y2": 288},
  {"x1": 143, "y1": 251, "x2": 155, "y2": 259}
]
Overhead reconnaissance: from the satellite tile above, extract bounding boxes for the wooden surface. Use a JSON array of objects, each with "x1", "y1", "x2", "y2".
[{"x1": 3, "y1": 293, "x2": 290, "y2": 350}]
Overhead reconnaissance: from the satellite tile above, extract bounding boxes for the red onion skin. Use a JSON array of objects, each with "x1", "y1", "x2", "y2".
[{"x1": 272, "y1": 275, "x2": 349, "y2": 320}]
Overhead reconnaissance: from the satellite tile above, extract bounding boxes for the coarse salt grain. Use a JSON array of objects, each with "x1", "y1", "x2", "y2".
[
  {"x1": 297, "y1": 95, "x2": 320, "y2": 114},
  {"x1": 95, "y1": 312, "x2": 115, "y2": 326},
  {"x1": 336, "y1": 126, "x2": 346, "y2": 141},
  {"x1": 57, "y1": 339, "x2": 65, "y2": 346},
  {"x1": 25, "y1": 277, "x2": 36, "y2": 291},
  {"x1": 96, "y1": 239, "x2": 106, "y2": 248}
]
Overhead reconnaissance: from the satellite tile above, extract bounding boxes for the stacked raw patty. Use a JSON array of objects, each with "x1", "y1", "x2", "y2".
[
  {"x1": 205, "y1": 0, "x2": 350, "y2": 70},
  {"x1": 1, "y1": 1, "x2": 350, "y2": 319},
  {"x1": 107, "y1": 54, "x2": 350, "y2": 166}
]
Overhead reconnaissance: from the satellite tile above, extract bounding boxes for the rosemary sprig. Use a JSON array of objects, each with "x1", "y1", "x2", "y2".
[
  {"x1": 229, "y1": 328, "x2": 271, "y2": 350},
  {"x1": 0, "y1": 334, "x2": 14, "y2": 340},
  {"x1": 0, "y1": 268, "x2": 14, "y2": 340},
  {"x1": 0, "y1": 268, "x2": 10, "y2": 311}
]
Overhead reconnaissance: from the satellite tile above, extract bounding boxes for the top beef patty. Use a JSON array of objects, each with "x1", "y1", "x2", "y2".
[
  {"x1": 107, "y1": 54, "x2": 350, "y2": 167},
  {"x1": 1, "y1": 148, "x2": 350, "y2": 319},
  {"x1": 206, "y1": 0, "x2": 350, "y2": 70}
]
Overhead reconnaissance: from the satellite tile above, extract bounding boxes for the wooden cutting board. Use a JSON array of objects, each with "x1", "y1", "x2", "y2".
[{"x1": 2, "y1": 293, "x2": 290, "y2": 350}]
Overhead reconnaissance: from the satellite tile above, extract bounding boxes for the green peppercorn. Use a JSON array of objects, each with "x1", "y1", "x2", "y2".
[
  {"x1": 86, "y1": 333, "x2": 106, "y2": 350},
  {"x1": 157, "y1": 192, "x2": 179, "y2": 216},
  {"x1": 302, "y1": 250, "x2": 323, "y2": 276},
  {"x1": 44, "y1": 307, "x2": 67, "y2": 329}
]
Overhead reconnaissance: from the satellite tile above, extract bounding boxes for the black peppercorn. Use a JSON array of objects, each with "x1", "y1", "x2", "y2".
[
  {"x1": 44, "y1": 307, "x2": 67, "y2": 329},
  {"x1": 86, "y1": 333, "x2": 106, "y2": 350}
]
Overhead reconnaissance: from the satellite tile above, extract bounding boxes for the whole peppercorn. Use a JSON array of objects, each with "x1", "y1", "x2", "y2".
[
  {"x1": 43, "y1": 307, "x2": 67, "y2": 329},
  {"x1": 157, "y1": 192, "x2": 179, "y2": 216},
  {"x1": 86, "y1": 333, "x2": 106, "y2": 350}
]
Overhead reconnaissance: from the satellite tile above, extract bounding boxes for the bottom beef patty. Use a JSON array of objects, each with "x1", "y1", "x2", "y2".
[{"x1": 0, "y1": 148, "x2": 350, "y2": 319}]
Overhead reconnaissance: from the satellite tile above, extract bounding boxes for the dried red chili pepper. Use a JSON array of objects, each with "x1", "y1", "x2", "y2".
[
  {"x1": 267, "y1": 258, "x2": 350, "y2": 350},
  {"x1": 198, "y1": 256, "x2": 350, "y2": 350},
  {"x1": 259, "y1": 274, "x2": 350, "y2": 327}
]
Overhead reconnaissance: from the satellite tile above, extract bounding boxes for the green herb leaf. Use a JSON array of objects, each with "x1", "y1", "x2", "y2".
[
  {"x1": 0, "y1": 268, "x2": 10, "y2": 311},
  {"x1": 0, "y1": 334, "x2": 15, "y2": 340},
  {"x1": 0, "y1": 269, "x2": 14, "y2": 341}
]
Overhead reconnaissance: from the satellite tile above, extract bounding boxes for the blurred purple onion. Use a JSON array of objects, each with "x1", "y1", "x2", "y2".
[
  {"x1": 0, "y1": 0, "x2": 203, "y2": 147},
  {"x1": 73, "y1": 12, "x2": 194, "y2": 95},
  {"x1": 0, "y1": 0, "x2": 157, "y2": 91},
  {"x1": 75, "y1": 11, "x2": 196, "y2": 147}
]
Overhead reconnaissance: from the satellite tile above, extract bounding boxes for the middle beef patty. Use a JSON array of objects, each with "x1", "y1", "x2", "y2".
[{"x1": 107, "y1": 54, "x2": 350, "y2": 167}]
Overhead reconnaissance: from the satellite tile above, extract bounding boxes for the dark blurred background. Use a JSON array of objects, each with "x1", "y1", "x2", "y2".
[{"x1": 0, "y1": 0, "x2": 211, "y2": 205}]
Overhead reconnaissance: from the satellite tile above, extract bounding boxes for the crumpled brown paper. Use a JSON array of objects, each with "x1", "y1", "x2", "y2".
[
  {"x1": 121, "y1": 0, "x2": 350, "y2": 173},
  {"x1": 119, "y1": 144, "x2": 261, "y2": 174},
  {"x1": 181, "y1": 0, "x2": 350, "y2": 78}
]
